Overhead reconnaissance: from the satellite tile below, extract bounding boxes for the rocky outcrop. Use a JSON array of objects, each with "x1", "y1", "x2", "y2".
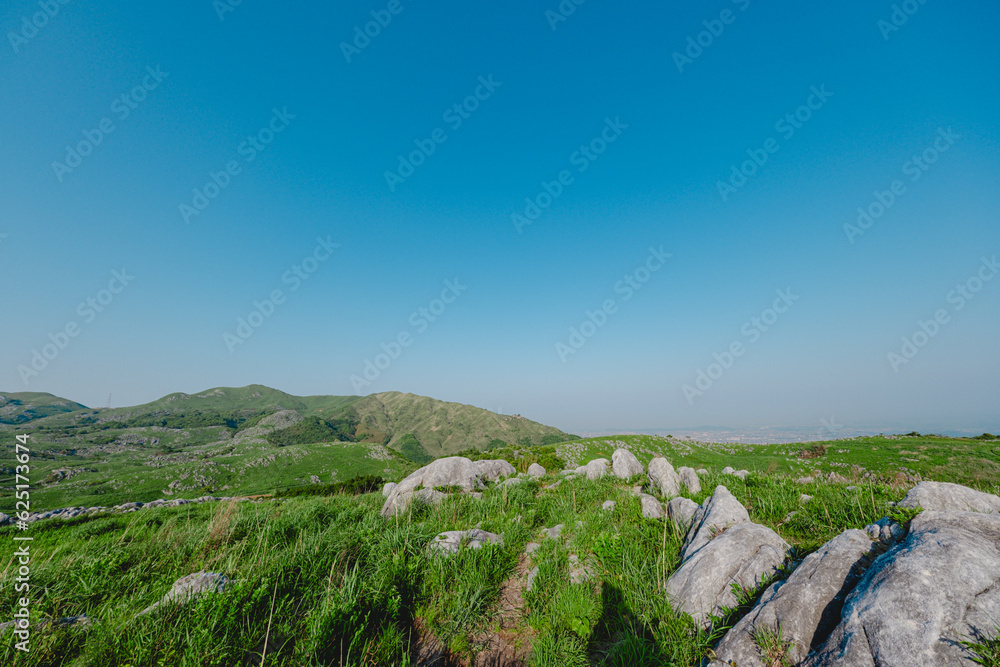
[
  {"x1": 568, "y1": 554, "x2": 592, "y2": 584},
  {"x1": 804, "y1": 509, "x2": 1000, "y2": 666},
  {"x1": 381, "y1": 457, "x2": 484, "y2": 517},
  {"x1": 898, "y1": 480, "x2": 1000, "y2": 514},
  {"x1": 527, "y1": 463, "x2": 546, "y2": 478},
  {"x1": 611, "y1": 448, "x2": 644, "y2": 479},
  {"x1": 429, "y1": 529, "x2": 503, "y2": 555},
  {"x1": 381, "y1": 482, "x2": 397, "y2": 498},
  {"x1": 681, "y1": 485, "x2": 750, "y2": 561},
  {"x1": 667, "y1": 497, "x2": 699, "y2": 530},
  {"x1": 540, "y1": 524, "x2": 564, "y2": 540},
  {"x1": 585, "y1": 458, "x2": 610, "y2": 480},
  {"x1": 677, "y1": 466, "x2": 701, "y2": 494},
  {"x1": 475, "y1": 459, "x2": 516, "y2": 482},
  {"x1": 666, "y1": 485, "x2": 790, "y2": 628},
  {"x1": 666, "y1": 522, "x2": 789, "y2": 628},
  {"x1": 710, "y1": 529, "x2": 874, "y2": 666},
  {"x1": 139, "y1": 571, "x2": 230, "y2": 616},
  {"x1": 648, "y1": 457, "x2": 682, "y2": 498},
  {"x1": 637, "y1": 493, "x2": 665, "y2": 519}
]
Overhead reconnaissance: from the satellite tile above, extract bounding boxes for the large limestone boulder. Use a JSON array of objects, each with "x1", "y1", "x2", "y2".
[
  {"x1": 710, "y1": 529, "x2": 874, "y2": 666},
  {"x1": 666, "y1": 522, "x2": 789, "y2": 628},
  {"x1": 681, "y1": 486, "x2": 750, "y2": 561},
  {"x1": 677, "y1": 466, "x2": 701, "y2": 494},
  {"x1": 381, "y1": 482, "x2": 397, "y2": 498},
  {"x1": 805, "y1": 509, "x2": 1000, "y2": 666},
  {"x1": 648, "y1": 457, "x2": 682, "y2": 498},
  {"x1": 898, "y1": 481, "x2": 1000, "y2": 514},
  {"x1": 585, "y1": 458, "x2": 610, "y2": 480},
  {"x1": 667, "y1": 497, "x2": 699, "y2": 530},
  {"x1": 526, "y1": 463, "x2": 546, "y2": 478},
  {"x1": 611, "y1": 448, "x2": 644, "y2": 479},
  {"x1": 475, "y1": 459, "x2": 516, "y2": 482},
  {"x1": 381, "y1": 457, "x2": 483, "y2": 517}
]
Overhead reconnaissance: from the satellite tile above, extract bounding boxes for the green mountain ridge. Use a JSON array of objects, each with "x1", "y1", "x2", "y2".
[{"x1": 0, "y1": 385, "x2": 577, "y2": 511}]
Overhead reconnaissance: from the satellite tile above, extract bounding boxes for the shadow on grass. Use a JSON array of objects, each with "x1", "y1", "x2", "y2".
[{"x1": 591, "y1": 584, "x2": 670, "y2": 667}]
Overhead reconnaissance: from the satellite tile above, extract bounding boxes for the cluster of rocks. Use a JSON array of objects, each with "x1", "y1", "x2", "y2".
[
  {"x1": 515, "y1": 448, "x2": 1000, "y2": 666},
  {"x1": 428, "y1": 528, "x2": 503, "y2": 555},
  {"x1": 0, "y1": 495, "x2": 270, "y2": 527},
  {"x1": 692, "y1": 481, "x2": 1000, "y2": 667},
  {"x1": 666, "y1": 485, "x2": 790, "y2": 627},
  {"x1": 380, "y1": 456, "x2": 525, "y2": 517},
  {"x1": 525, "y1": 522, "x2": 592, "y2": 592}
]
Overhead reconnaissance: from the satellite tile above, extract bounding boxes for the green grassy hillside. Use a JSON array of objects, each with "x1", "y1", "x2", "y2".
[
  {"x1": 2, "y1": 461, "x2": 996, "y2": 666},
  {"x1": 0, "y1": 386, "x2": 577, "y2": 512},
  {"x1": 113, "y1": 384, "x2": 364, "y2": 417},
  {"x1": 0, "y1": 393, "x2": 88, "y2": 425},
  {"x1": 344, "y1": 391, "x2": 573, "y2": 456}
]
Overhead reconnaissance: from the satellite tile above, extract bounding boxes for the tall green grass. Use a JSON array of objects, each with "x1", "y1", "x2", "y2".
[{"x1": 2, "y1": 471, "x2": 997, "y2": 666}]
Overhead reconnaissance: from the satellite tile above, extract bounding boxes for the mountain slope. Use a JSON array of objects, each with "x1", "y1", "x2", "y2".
[{"x1": 343, "y1": 391, "x2": 573, "y2": 456}]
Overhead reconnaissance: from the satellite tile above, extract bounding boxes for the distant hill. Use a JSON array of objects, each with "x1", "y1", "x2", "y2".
[
  {"x1": 344, "y1": 391, "x2": 573, "y2": 457},
  {"x1": 0, "y1": 385, "x2": 577, "y2": 511},
  {"x1": 102, "y1": 384, "x2": 365, "y2": 417},
  {"x1": 1, "y1": 385, "x2": 575, "y2": 458},
  {"x1": 0, "y1": 392, "x2": 88, "y2": 425}
]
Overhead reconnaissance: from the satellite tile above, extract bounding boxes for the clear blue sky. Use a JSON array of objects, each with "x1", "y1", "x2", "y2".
[{"x1": 2, "y1": 0, "x2": 997, "y2": 434}]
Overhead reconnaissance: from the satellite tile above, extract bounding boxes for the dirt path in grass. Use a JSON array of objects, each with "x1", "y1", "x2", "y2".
[
  {"x1": 467, "y1": 553, "x2": 534, "y2": 667},
  {"x1": 410, "y1": 554, "x2": 534, "y2": 667}
]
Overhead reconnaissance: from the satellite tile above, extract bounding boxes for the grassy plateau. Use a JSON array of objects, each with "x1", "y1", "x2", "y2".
[{"x1": 2, "y1": 428, "x2": 999, "y2": 666}]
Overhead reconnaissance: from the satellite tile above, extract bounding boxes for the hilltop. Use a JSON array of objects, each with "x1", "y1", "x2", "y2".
[{"x1": 0, "y1": 392, "x2": 88, "y2": 425}]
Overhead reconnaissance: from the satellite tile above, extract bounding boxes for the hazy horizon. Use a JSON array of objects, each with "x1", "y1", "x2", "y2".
[{"x1": 3, "y1": 1, "x2": 997, "y2": 434}]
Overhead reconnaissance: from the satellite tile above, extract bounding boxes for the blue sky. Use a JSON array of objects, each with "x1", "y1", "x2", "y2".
[{"x1": 2, "y1": 0, "x2": 997, "y2": 434}]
